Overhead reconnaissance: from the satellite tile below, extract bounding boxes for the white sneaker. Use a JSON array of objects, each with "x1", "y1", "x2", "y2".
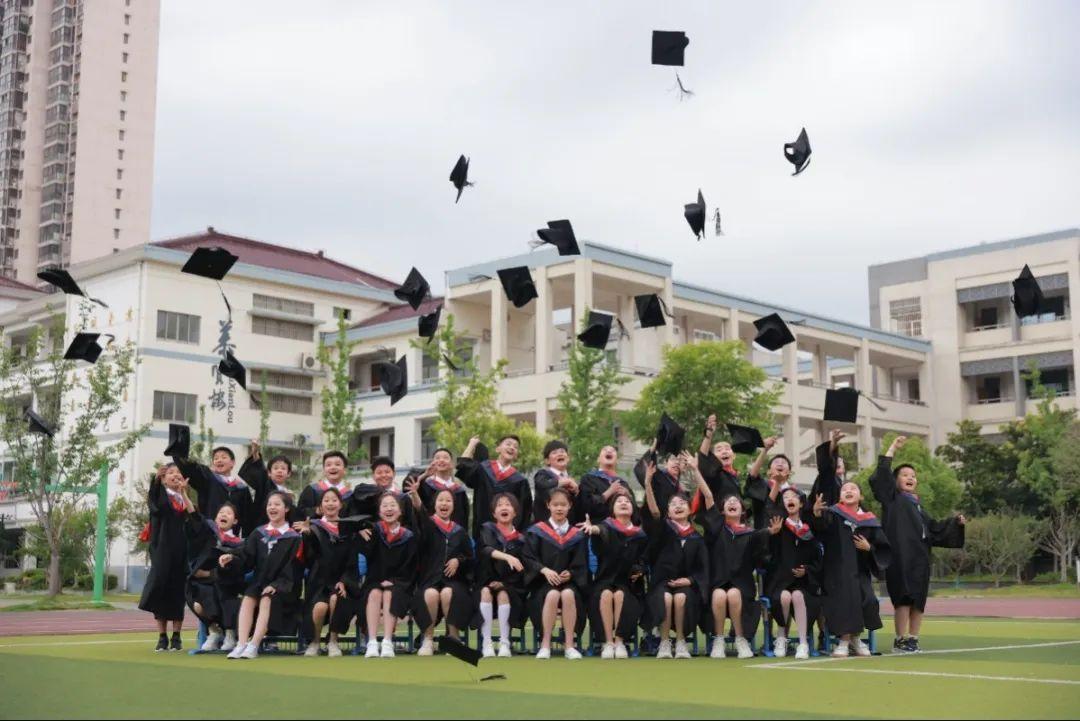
[
  {"x1": 303, "y1": 643, "x2": 320, "y2": 657},
  {"x1": 481, "y1": 641, "x2": 496, "y2": 658},
  {"x1": 656, "y1": 640, "x2": 673, "y2": 659},
  {"x1": 853, "y1": 639, "x2": 872, "y2": 657},
  {"x1": 536, "y1": 646, "x2": 551, "y2": 660},
  {"x1": 613, "y1": 642, "x2": 629, "y2": 659},
  {"x1": 710, "y1": 638, "x2": 726, "y2": 658},
  {"x1": 674, "y1": 640, "x2": 692, "y2": 659},
  {"x1": 239, "y1": 642, "x2": 259, "y2": 660},
  {"x1": 220, "y1": 630, "x2": 237, "y2": 652},
  {"x1": 365, "y1": 640, "x2": 380, "y2": 658},
  {"x1": 417, "y1": 638, "x2": 435, "y2": 657},
  {"x1": 327, "y1": 641, "x2": 342, "y2": 658},
  {"x1": 565, "y1": 647, "x2": 583, "y2": 660},
  {"x1": 498, "y1": 640, "x2": 512, "y2": 658},
  {"x1": 380, "y1": 639, "x2": 395, "y2": 658},
  {"x1": 600, "y1": 643, "x2": 615, "y2": 659},
  {"x1": 735, "y1": 637, "x2": 754, "y2": 659},
  {"x1": 831, "y1": 641, "x2": 849, "y2": 658},
  {"x1": 201, "y1": 631, "x2": 223, "y2": 652},
  {"x1": 794, "y1": 642, "x2": 810, "y2": 660},
  {"x1": 226, "y1": 643, "x2": 246, "y2": 660},
  {"x1": 773, "y1": 636, "x2": 788, "y2": 658}
]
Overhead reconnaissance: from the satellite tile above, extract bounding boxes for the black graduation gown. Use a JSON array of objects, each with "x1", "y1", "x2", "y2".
[
  {"x1": 763, "y1": 509, "x2": 825, "y2": 627},
  {"x1": 522, "y1": 522, "x2": 590, "y2": 635},
  {"x1": 872, "y1": 456, "x2": 965, "y2": 611},
  {"x1": 643, "y1": 520, "x2": 710, "y2": 633},
  {"x1": 633, "y1": 460, "x2": 683, "y2": 528},
  {"x1": 587, "y1": 519, "x2": 648, "y2": 639},
  {"x1": 174, "y1": 457, "x2": 256, "y2": 535},
  {"x1": 239, "y1": 456, "x2": 299, "y2": 527},
  {"x1": 809, "y1": 441, "x2": 843, "y2": 507},
  {"x1": 697, "y1": 452, "x2": 743, "y2": 506},
  {"x1": 411, "y1": 515, "x2": 475, "y2": 630},
  {"x1": 298, "y1": 480, "x2": 354, "y2": 521},
  {"x1": 138, "y1": 481, "x2": 189, "y2": 621},
  {"x1": 456, "y1": 458, "x2": 532, "y2": 539},
  {"x1": 348, "y1": 484, "x2": 415, "y2": 527},
  {"x1": 184, "y1": 513, "x2": 245, "y2": 629},
  {"x1": 811, "y1": 505, "x2": 891, "y2": 637},
  {"x1": 475, "y1": 522, "x2": 527, "y2": 628},
  {"x1": 417, "y1": 477, "x2": 470, "y2": 530},
  {"x1": 700, "y1": 507, "x2": 769, "y2": 637},
  {"x1": 233, "y1": 524, "x2": 304, "y2": 635},
  {"x1": 577, "y1": 468, "x2": 637, "y2": 524},
  {"x1": 303, "y1": 519, "x2": 357, "y2": 606},
  {"x1": 532, "y1": 468, "x2": 569, "y2": 523},
  {"x1": 357, "y1": 522, "x2": 419, "y2": 620}
]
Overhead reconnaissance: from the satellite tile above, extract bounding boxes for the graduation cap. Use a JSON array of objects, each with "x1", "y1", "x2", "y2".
[
  {"x1": 497, "y1": 266, "x2": 538, "y2": 308},
  {"x1": 394, "y1": 268, "x2": 430, "y2": 311},
  {"x1": 338, "y1": 514, "x2": 374, "y2": 533},
  {"x1": 535, "y1": 219, "x2": 580, "y2": 256},
  {"x1": 753, "y1": 313, "x2": 796, "y2": 352},
  {"x1": 438, "y1": 635, "x2": 480, "y2": 666},
  {"x1": 63, "y1": 332, "x2": 111, "y2": 364},
  {"x1": 652, "y1": 30, "x2": 689, "y2": 66},
  {"x1": 376, "y1": 355, "x2": 408, "y2": 405},
  {"x1": 164, "y1": 423, "x2": 190, "y2": 459},
  {"x1": 726, "y1": 423, "x2": 764, "y2": 455},
  {"x1": 577, "y1": 310, "x2": 614, "y2": 350},
  {"x1": 181, "y1": 247, "x2": 238, "y2": 281},
  {"x1": 24, "y1": 408, "x2": 54, "y2": 438},
  {"x1": 449, "y1": 155, "x2": 473, "y2": 204},
  {"x1": 418, "y1": 304, "x2": 442, "y2": 343},
  {"x1": 784, "y1": 127, "x2": 812, "y2": 176},
  {"x1": 1011, "y1": 265, "x2": 1044, "y2": 318},
  {"x1": 37, "y1": 267, "x2": 108, "y2": 308},
  {"x1": 684, "y1": 189, "x2": 706, "y2": 240},
  {"x1": 655, "y1": 413, "x2": 686, "y2": 456},
  {"x1": 218, "y1": 351, "x2": 247, "y2": 391},
  {"x1": 635, "y1": 294, "x2": 670, "y2": 329},
  {"x1": 824, "y1": 387, "x2": 860, "y2": 423}
]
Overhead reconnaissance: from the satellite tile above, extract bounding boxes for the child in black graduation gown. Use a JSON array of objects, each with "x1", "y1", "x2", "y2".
[
  {"x1": 239, "y1": 440, "x2": 298, "y2": 527},
  {"x1": 763, "y1": 487, "x2": 823, "y2": 660},
  {"x1": 811, "y1": 482, "x2": 892, "y2": 658},
  {"x1": 576, "y1": 445, "x2": 635, "y2": 523},
  {"x1": 634, "y1": 451, "x2": 685, "y2": 527},
  {"x1": 523, "y1": 488, "x2": 589, "y2": 660},
  {"x1": 138, "y1": 464, "x2": 190, "y2": 652},
  {"x1": 532, "y1": 440, "x2": 579, "y2": 523},
  {"x1": 297, "y1": 450, "x2": 352, "y2": 521},
  {"x1": 297, "y1": 488, "x2": 357, "y2": 658},
  {"x1": 185, "y1": 501, "x2": 245, "y2": 653},
  {"x1": 357, "y1": 491, "x2": 419, "y2": 659},
  {"x1": 220, "y1": 492, "x2": 304, "y2": 660},
  {"x1": 457, "y1": 435, "x2": 532, "y2": 539},
  {"x1": 642, "y1": 459, "x2": 710, "y2": 660},
  {"x1": 350, "y1": 455, "x2": 415, "y2": 527},
  {"x1": 174, "y1": 446, "x2": 256, "y2": 535},
  {"x1": 414, "y1": 447, "x2": 470, "y2": 530},
  {"x1": 405, "y1": 479, "x2": 475, "y2": 656},
  {"x1": 810, "y1": 429, "x2": 847, "y2": 507},
  {"x1": 873, "y1": 436, "x2": 966, "y2": 654},
  {"x1": 476, "y1": 493, "x2": 528, "y2": 658},
  {"x1": 579, "y1": 491, "x2": 648, "y2": 659}
]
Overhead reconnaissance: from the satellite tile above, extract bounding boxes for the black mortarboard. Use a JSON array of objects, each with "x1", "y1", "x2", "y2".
[
  {"x1": 824, "y1": 387, "x2": 860, "y2": 423},
  {"x1": 181, "y1": 247, "x2": 238, "y2": 281},
  {"x1": 652, "y1": 30, "x2": 689, "y2": 66},
  {"x1": 726, "y1": 423, "x2": 764, "y2": 455},
  {"x1": 536, "y1": 219, "x2": 580, "y2": 256},
  {"x1": 577, "y1": 310, "x2": 613, "y2": 350},
  {"x1": 655, "y1": 413, "x2": 686, "y2": 456},
  {"x1": 784, "y1": 127, "x2": 812, "y2": 176},
  {"x1": 418, "y1": 304, "x2": 442, "y2": 342},
  {"x1": 24, "y1": 408, "x2": 54, "y2": 438},
  {"x1": 474, "y1": 442, "x2": 490, "y2": 463},
  {"x1": 218, "y1": 351, "x2": 247, "y2": 390},
  {"x1": 634, "y1": 294, "x2": 668, "y2": 329},
  {"x1": 753, "y1": 313, "x2": 796, "y2": 352},
  {"x1": 684, "y1": 189, "x2": 706, "y2": 240},
  {"x1": 497, "y1": 266, "x2": 538, "y2": 308},
  {"x1": 376, "y1": 355, "x2": 408, "y2": 405},
  {"x1": 1011, "y1": 265, "x2": 1044, "y2": 318},
  {"x1": 450, "y1": 155, "x2": 472, "y2": 204},
  {"x1": 164, "y1": 423, "x2": 190, "y2": 458},
  {"x1": 394, "y1": 268, "x2": 430, "y2": 311},
  {"x1": 438, "y1": 635, "x2": 481, "y2": 667},
  {"x1": 63, "y1": 332, "x2": 107, "y2": 364},
  {"x1": 338, "y1": 514, "x2": 374, "y2": 534},
  {"x1": 37, "y1": 267, "x2": 108, "y2": 308}
]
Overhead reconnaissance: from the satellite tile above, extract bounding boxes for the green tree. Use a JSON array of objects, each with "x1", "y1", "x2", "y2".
[
  {"x1": 936, "y1": 419, "x2": 1024, "y2": 514},
  {"x1": 622, "y1": 340, "x2": 780, "y2": 449},
  {"x1": 851, "y1": 433, "x2": 961, "y2": 519},
  {"x1": 553, "y1": 310, "x2": 630, "y2": 477},
  {"x1": 189, "y1": 405, "x2": 216, "y2": 465},
  {"x1": 964, "y1": 513, "x2": 1040, "y2": 587},
  {"x1": 1039, "y1": 420, "x2": 1080, "y2": 581},
  {"x1": 413, "y1": 313, "x2": 546, "y2": 470},
  {"x1": 1006, "y1": 368, "x2": 1077, "y2": 512},
  {"x1": 257, "y1": 371, "x2": 271, "y2": 450},
  {"x1": 318, "y1": 313, "x2": 364, "y2": 461}
]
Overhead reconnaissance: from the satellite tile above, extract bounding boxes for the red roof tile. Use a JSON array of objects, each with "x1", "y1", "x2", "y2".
[
  {"x1": 153, "y1": 229, "x2": 398, "y2": 290},
  {"x1": 354, "y1": 297, "x2": 443, "y2": 328},
  {"x1": 0, "y1": 275, "x2": 42, "y2": 296}
]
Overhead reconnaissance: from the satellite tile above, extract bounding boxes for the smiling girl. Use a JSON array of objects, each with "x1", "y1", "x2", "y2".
[{"x1": 476, "y1": 493, "x2": 527, "y2": 657}]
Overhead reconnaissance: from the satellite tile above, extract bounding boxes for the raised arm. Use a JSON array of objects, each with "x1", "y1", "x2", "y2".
[
  {"x1": 871, "y1": 436, "x2": 905, "y2": 506},
  {"x1": 748, "y1": 436, "x2": 775, "y2": 479},
  {"x1": 643, "y1": 458, "x2": 661, "y2": 520},
  {"x1": 699, "y1": 414, "x2": 717, "y2": 455},
  {"x1": 686, "y1": 451, "x2": 715, "y2": 511}
]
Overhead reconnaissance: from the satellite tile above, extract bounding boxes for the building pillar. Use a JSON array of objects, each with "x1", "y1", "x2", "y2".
[
  {"x1": 1013, "y1": 356, "x2": 1026, "y2": 418},
  {"x1": 809, "y1": 343, "x2": 826, "y2": 386},
  {"x1": 490, "y1": 284, "x2": 507, "y2": 369},
  {"x1": 857, "y1": 339, "x2": 874, "y2": 466},
  {"x1": 534, "y1": 266, "x2": 551, "y2": 374},
  {"x1": 619, "y1": 293, "x2": 636, "y2": 369},
  {"x1": 725, "y1": 308, "x2": 740, "y2": 345},
  {"x1": 661, "y1": 277, "x2": 676, "y2": 348},
  {"x1": 782, "y1": 335, "x2": 800, "y2": 460},
  {"x1": 1068, "y1": 254, "x2": 1080, "y2": 412},
  {"x1": 573, "y1": 258, "x2": 594, "y2": 333},
  {"x1": 536, "y1": 399, "x2": 549, "y2": 435}
]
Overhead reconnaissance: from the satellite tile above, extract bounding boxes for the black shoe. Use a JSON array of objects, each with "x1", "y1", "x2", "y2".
[
  {"x1": 892, "y1": 637, "x2": 907, "y2": 653},
  {"x1": 155, "y1": 634, "x2": 168, "y2": 652},
  {"x1": 905, "y1": 637, "x2": 921, "y2": 654},
  {"x1": 169, "y1": 633, "x2": 182, "y2": 652}
]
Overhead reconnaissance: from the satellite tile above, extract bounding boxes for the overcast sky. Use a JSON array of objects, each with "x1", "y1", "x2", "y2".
[{"x1": 151, "y1": 1, "x2": 1079, "y2": 325}]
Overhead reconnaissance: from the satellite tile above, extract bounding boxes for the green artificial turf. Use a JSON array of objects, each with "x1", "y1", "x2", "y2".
[{"x1": 2, "y1": 618, "x2": 1078, "y2": 719}]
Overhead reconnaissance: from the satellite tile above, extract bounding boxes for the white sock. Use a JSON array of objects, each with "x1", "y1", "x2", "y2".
[
  {"x1": 479, "y1": 602, "x2": 493, "y2": 644},
  {"x1": 497, "y1": 603, "x2": 511, "y2": 642}
]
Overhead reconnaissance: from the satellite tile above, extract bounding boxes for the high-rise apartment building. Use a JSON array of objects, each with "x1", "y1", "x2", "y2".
[{"x1": 0, "y1": 0, "x2": 159, "y2": 283}]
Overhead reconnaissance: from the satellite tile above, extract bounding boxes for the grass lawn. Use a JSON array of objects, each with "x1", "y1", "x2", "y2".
[
  {"x1": 932, "y1": 584, "x2": 1080, "y2": 599},
  {"x1": 1, "y1": 617, "x2": 1078, "y2": 719},
  {"x1": 0, "y1": 598, "x2": 116, "y2": 613}
]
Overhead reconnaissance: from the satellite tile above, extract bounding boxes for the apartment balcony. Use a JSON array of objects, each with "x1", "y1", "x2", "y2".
[
  {"x1": 966, "y1": 397, "x2": 1019, "y2": 424},
  {"x1": 962, "y1": 323, "x2": 1012, "y2": 349}
]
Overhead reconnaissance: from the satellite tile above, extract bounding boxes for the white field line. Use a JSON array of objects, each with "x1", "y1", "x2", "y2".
[
  {"x1": 755, "y1": 639, "x2": 1080, "y2": 668},
  {"x1": 0, "y1": 638, "x2": 153, "y2": 649},
  {"x1": 760, "y1": 665, "x2": 1080, "y2": 686}
]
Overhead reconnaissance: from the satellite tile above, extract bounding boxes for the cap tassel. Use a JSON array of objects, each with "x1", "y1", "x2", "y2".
[
  {"x1": 714, "y1": 209, "x2": 724, "y2": 237},
  {"x1": 657, "y1": 297, "x2": 676, "y2": 319},
  {"x1": 859, "y1": 391, "x2": 887, "y2": 413},
  {"x1": 615, "y1": 318, "x2": 631, "y2": 340},
  {"x1": 674, "y1": 72, "x2": 694, "y2": 100}
]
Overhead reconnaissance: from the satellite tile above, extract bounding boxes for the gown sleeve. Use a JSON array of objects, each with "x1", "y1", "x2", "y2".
[
  {"x1": 870, "y1": 455, "x2": 897, "y2": 507},
  {"x1": 929, "y1": 515, "x2": 966, "y2": 549},
  {"x1": 269, "y1": 538, "x2": 301, "y2": 594},
  {"x1": 811, "y1": 442, "x2": 840, "y2": 506},
  {"x1": 865, "y1": 527, "x2": 892, "y2": 579},
  {"x1": 522, "y1": 531, "x2": 544, "y2": 585},
  {"x1": 174, "y1": 458, "x2": 210, "y2": 500},
  {"x1": 147, "y1": 477, "x2": 167, "y2": 515},
  {"x1": 455, "y1": 458, "x2": 482, "y2": 489},
  {"x1": 570, "y1": 537, "x2": 589, "y2": 590}
]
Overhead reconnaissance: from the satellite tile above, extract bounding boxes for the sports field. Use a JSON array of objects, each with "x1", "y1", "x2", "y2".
[{"x1": 2, "y1": 617, "x2": 1078, "y2": 719}]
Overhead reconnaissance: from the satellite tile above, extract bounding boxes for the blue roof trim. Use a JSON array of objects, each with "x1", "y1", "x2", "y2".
[
  {"x1": 870, "y1": 228, "x2": 1080, "y2": 269},
  {"x1": 446, "y1": 241, "x2": 672, "y2": 286},
  {"x1": 761, "y1": 357, "x2": 856, "y2": 377}
]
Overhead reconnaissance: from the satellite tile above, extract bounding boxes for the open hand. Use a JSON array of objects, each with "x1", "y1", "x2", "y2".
[
  {"x1": 542, "y1": 568, "x2": 562, "y2": 586},
  {"x1": 359, "y1": 529, "x2": 373, "y2": 542},
  {"x1": 957, "y1": 514, "x2": 967, "y2": 526},
  {"x1": 852, "y1": 534, "x2": 872, "y2": 552},
  {"x1": 504, "y1": 556, "x2": 524, "y2": 573},
  {"x1": 444, "y1": 558, "x2": 460, "y2": 577},
  {"x1": 763, "y1": 436, "x2": 777, "y2": 451},
  {"x1": 261, "y1": 585, "x2": 276, "y2": 596},
  {"x1": 768, "y1": 516, "x2": 783, "y2": 535},
  {"x1": 813, "y1": 494, "x2": 827, "y2": 517},
  {"x1": 218, "y1": 554, "x2": 234, "y2": 568},
  {"x1": 792, "y1": 565, "x2": 806, "y2": 578},
  {"x1": 334, "y1": 581, "x2": 346, "y2": 598}
]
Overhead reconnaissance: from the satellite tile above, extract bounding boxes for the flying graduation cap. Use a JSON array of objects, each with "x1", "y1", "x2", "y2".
[
  {"x1": 181, "y1": 247, "x2": 238, "y2": 281},
  {"x1": 535, "y1": 219, "x2": 580, "y2": 256},
  {"x1": 449, "y1": 155, "x2": 473, "y2": 204},
  {"x1": 418, "y1": 304, "x2": 442, "y2": 342},
  {"x1": 63, "y1": 332, "x2": 113, "y2": 364},
  {"x1": 218, "y1": 351, "x2": 247, "y2": 391},
  {"x1": 497, "y1": 266, "x2": 538, "y2": 308},
  {"x1": 784, "y1": 128, "x2": 812, "y2": 176},
  {"x1": 655, "y1": 413, "x2": 686, "y2": 456},
  {"x1": 635, "y1": 294, "x2": 670, "y2": 328},
  {"x1": 824, "y1": 387, "x2": 860, "y2": 424},
  {"x1": 376, "y1": 355, "x2": 408, "y2": 405},
  {"x1": 753, "y1": 313, "x2": 796, "y2": 352},
  {"x1": 438, "y1": 636, "x2": 505, "y2": 682},
  {"x1": 37, "y1": 267, "x2": 108, "y2": 308},
  {"x1": 164, "y1": 423, "x2": 191, "y2": 459},
  {"x1": 24, "y1": 408, "x2": 54, "y2": 438},
  {"x1": 1011, "y1": 265, "x2": 1044, "y2": 318},
  {"x1": 726, "y1": 423, "x2": 765, "y2": 455},
  {"x1": 577, "y1": 310, "x2": 614, "y2": 350},
  {"x1": 684, "y1": 189, "x2": 707, "y2": 240},
  {"x1": 394, "y1": 267, "x2": 430, "y2": 311},
  {"x1": 652, "y1": 30, "x2": 689, "y2": 66}
]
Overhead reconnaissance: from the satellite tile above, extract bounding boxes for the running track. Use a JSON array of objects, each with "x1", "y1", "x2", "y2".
[{"x1": 0, "y1": 599, "x2": 1077, "y2": 637}]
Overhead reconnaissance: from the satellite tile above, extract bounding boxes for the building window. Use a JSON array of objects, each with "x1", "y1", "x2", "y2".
[
  {"x1": 118, "y1": 130, "x2": 125, "y2": 141},
  {"x1": 122, "y1": 52, "x2": 129, "y2": 63},
  {"x1": 1021, "y1": 294, "x2": 1069, "y2": 326},
  {"x1": 154, "y1": 391, "x2": 197, "y2": 422},
  {"x1": 120, "y1": 90, "x2": 127, "y2": 102},
  {"x1": 1025, "y1": 368, "x2": 1074, "y2": 397},
  {"x1": 421, "y1": 350, "x2": 439, "y2": 383},
  {"x1": 123, "y1": 34, "x2": 130, "y2": 44},
  {"x1": 116, "y1": 188, "x2": 122, "y2": 200},
  {"x1": 252, "y1": 316, "x2": 314, "y2": 341},
  {"x1": 157, "y1": 310, "x2": 201, "y2": 344},
  {"x1": 124, "y1": 13, "x2": 131, "y2": 25},
  {"x1": 117, "y1": 168, "x2": 123, "y2": 179},
  {"x1": 692, "y1": 329, "x2": 719, "y2": 343},
  {"x1": 121, "y1": 72, "x2": 128, "y2": 82},
  {"x1": 113, "y1": 228, "x2": 120, "y2": 239},
  {"x1": 250, "y1": 370, "x2": 314, "y2": 391},
  {"x1": 907, "y1": 378, "x2": 921, "y2": 402},
  {"x1": 889, "y1": 297, "x2": 922, "y2": 337},
  {"x1": 114, "y1": 208, "x2": 121, "y2": 219},
  {"x1": 420, "y1": 419, "x2": 438, "y2": 461},
  {"x1": 249, "y1": 393, "x2": 312, "y2": 416},
  {"x1": 333, "y1": 306, "x2": 351, "y2": 321},
  {"x1": 975, "y1": 375, "x2": 1004, "y2": 404},
  {"x1": 117, "y1": 149, "x2": 124, "y2": 160},
  {"x1": 252, "y1": 293, "x2": 315, "y2": 317},
  {"x1": 453, "y1": 339, "x2": 476, "y2": 377},
  {"x1": 119, "y1": 110, "x2": 126, "y2": 121}
]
